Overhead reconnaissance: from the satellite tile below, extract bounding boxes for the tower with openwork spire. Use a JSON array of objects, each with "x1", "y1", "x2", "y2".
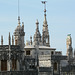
[{"x1": 42, "y1": 1, "x2": 50, "y2": 47}]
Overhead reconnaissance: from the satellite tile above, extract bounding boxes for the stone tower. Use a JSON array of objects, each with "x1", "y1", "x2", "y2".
[
  {"x1": 33, "y1": 20, "x2": 41, "y2": 45},
  {"x1": 42, "y1": 1, "x2": 50, "y2": 47},
  {"x1": 14, "y1": 16, "x2": 25, "y2": 50},
  {"x1": 66, "y1": 34, "x2": 73, "y2": 57}
]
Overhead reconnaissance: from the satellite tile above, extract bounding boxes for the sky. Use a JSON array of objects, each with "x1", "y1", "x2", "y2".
[{"x1": 0, "y1": 0, "x2": 75, "y2": 55}]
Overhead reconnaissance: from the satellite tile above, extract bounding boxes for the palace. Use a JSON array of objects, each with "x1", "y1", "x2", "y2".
[{"x1": 0, "y1": 1, "x2": 75, "y2": 75}]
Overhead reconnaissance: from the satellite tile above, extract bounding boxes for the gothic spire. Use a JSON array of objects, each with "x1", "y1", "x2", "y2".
[
  {"x1": 1, "y1": 35, "x2": 3, "y2": 45},
  {"x1": 33, "y1": 19, "x2": 41, "y2": 45},
  {"x1": 12, "y1": 35, "x2": 14, "y2": 45},
  {"x1": 42, "y1": 1, "x2": 50, "y2": 47},
  {"x1": 30, "y1": 36, "x2": 32, "y2": 45},
  {"x1": 9, "y1": 32, "x2": 11, "y2": 45}
]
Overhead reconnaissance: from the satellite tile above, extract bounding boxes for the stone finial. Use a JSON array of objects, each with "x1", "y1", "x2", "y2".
[
  {"x1": 12, "y1": 35, "x2": 14, "y2": 45},
  {"x1": 1, "y1": 35, "x2": 3, "y2": 45}
]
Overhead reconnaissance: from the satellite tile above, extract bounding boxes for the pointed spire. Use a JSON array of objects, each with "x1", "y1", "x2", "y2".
[
  {"x1": 42, "y1": 1, "x2": 50, "y2": 47},
  {"x1": 34, "y1": 19, "x2": 41, "y2": 45},
  {"x1": 43, "y1": 14, "x2": 47, "y2": 25},
  {"x1": 30, "y1": 36, "x2": 32, "y2": 45},
  {"x1": 12, "y1": 35, "x2": 14, "y2": 45},
  {"x1": 1, "y1": 35, "x2": 3, "y2": 45},
  {"x1": 9, "y1": 32, "x2": 11, "y2": 45}
]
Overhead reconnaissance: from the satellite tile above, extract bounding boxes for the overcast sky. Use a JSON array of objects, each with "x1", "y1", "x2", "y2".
[{"x1": 0, "y1": 0, "x2": 75, "y2": 55}]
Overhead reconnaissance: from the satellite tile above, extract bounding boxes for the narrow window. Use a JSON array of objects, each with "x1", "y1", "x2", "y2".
[{"x1": 26, "y1": 51, "x2": 30, "y2": 55}]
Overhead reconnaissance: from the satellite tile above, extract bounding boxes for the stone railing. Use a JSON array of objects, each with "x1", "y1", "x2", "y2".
[{"x1": 0, "y1": 70, "x2": 38, "y2": 75}]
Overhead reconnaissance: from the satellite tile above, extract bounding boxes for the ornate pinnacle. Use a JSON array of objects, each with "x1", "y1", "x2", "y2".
[
  {"x1": 1, "y1": 35, "x2": 3, "y2": 45},
  {"x1": 9, "y1": 32, "x2": 11, "y2": 45}
]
